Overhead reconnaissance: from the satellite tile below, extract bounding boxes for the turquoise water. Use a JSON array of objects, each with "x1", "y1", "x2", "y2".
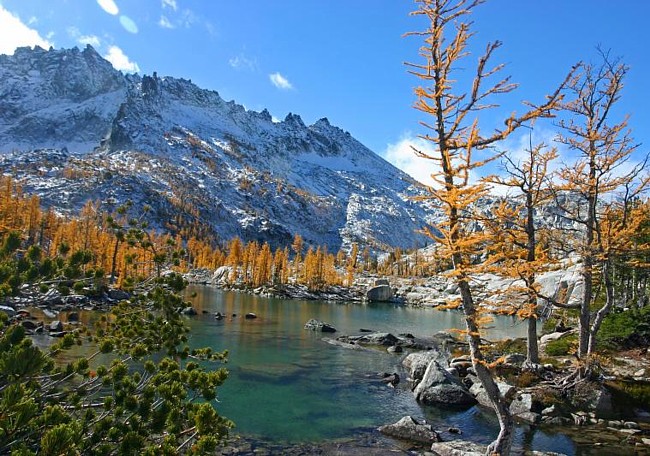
[{"x1": 184, "y1": 286, "x2": 578, "y2": 453}]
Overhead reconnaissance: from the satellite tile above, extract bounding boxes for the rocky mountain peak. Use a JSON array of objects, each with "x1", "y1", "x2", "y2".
[
  {"x1": 0, "y1": 45, "x2": 434, "y2": 253},
  {"x1": 284, "y1": 112, "x2": 305, "y2": 127},
  {"x1": 313, "y1": 117, "x2": 331, "y2": 127}
]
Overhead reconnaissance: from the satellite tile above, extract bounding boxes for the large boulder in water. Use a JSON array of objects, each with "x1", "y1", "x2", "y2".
[
  {"x1": 366, "y1": 284, "x2": 393, "y2": 302},
  {"x1": 413, "y1": 360, "x2": 476, "y2": 406},
  {"x1": 377, "y1": 416, "x2": 440, "y2": 444},
  {"x1": 402, "y1": 350, "x2": 444, "y2": 384}
]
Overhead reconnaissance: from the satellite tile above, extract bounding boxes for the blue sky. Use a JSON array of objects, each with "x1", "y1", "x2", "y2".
[{"x1": 0, "y1": 0, "x2": 648, "y2": 186}]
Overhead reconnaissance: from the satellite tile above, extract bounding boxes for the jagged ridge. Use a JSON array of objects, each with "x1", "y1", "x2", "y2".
[{"x1": 0, "y1": 45, "x2": 435, "y2": 252}]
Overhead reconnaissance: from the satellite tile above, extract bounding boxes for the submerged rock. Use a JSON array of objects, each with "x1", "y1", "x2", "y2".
[
  {"x1": 380, "y1": 372, "x2": 400, "y2": 387},
  {"x1": 430, "y1": 440, "x2": 485, "y2": 456},
  {"x1": 335, "y1": 332, "x2": 410, "y2": 350}
]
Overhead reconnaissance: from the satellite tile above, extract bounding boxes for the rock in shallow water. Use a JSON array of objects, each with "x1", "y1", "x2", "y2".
[
  {"x1": 402, "y1": 350, "x2": 444, "y2": 384},
  {"x1": 377, "y1": 415, "x2": 440, "y2": 444},
  {"x1": 304, "y1": 318, "x2": 336, "y2": 332},
  {"x1": 414, "y1": 360, "x2": 476, "y2": 406},
  {"x1": 430, "y1": 440, "x2": 485, "y2": 455}
]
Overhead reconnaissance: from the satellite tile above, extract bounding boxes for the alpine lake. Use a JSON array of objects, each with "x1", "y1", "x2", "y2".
[
  {"x1": 33, "y1": 285, "x2": 645, "y2": 455},
  {"x1": 178, "y1": 285, "x2": 621, "y2": 455}
]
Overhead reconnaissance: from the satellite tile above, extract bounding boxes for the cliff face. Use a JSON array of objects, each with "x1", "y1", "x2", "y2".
[
  {"x1": 0, "y1": 45, "x2": 126, "y2": 153},
  {"x1": 0, "y1": 45, "x2": 434, "y2": 252}
]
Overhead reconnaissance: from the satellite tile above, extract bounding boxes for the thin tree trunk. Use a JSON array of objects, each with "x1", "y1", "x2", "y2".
[
  {"x1": 588, "y1": 258, "x2": 615, "y2": 354},
  {"x1": 579, "y1": 155, "x2": 597, "y2": 358},
  {"x1": 527, "y1": 314, "x2": 539, "y2": 365},
  {"x1": 109, "y1": 239, "x2": 120, "y2": 284},
  {"x1": 525, "y1": 190, "x2": 540, "y2": 365},
  {"x1": 579, "y1": 250, "x2": 594, "y2": 357},
  {"x1": 459, "y1": 280, "x2": 514, "y2": 455}
]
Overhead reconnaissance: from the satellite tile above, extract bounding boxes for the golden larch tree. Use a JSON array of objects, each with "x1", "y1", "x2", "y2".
[
  {"x1": 406, "y1": 0, "x2": 569, "y2": 453},
  {"x1": 484, "y1": 139, "x2": 559, "y2": 366},
  {"x1": 555, "y1": 51, "x2": 650, "y2": 359}
]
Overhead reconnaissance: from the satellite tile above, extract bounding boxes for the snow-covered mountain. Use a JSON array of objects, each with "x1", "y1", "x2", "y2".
[{"x1": 0, "y1": 45, "x2": 436, "y2": 252}]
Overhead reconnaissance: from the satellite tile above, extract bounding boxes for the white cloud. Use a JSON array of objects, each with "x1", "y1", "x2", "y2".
[
  {"x1": 67, "y1": 27, "x2": 101, "y2": 48},
  {"x1": 205, "y1": 21, "x2": 217, "y2": 37},
  {"x1": 499, "y1": 128, "x2": 562, "y2": 167},
  {"x1": 383, "y1": 133, "x2": 486, "y2": 190},
  {"x1": 383, "y1": 134, "x2": 440, "y2": 186},
  {"x1": 79, "y1": 34, "x2": 101, "y2": 47},
  {"x1": 119, "y1": 15, "x2": 138, "y2": 34},
  {"x1": 96, "y1": 0, "x2": 119, "y2": 16},
  {"x1": 162, "y1": 0, "x2": 178, "y2": 11},
  {"x1": 269, "y1": 72, "x2": 293, "y2": 90},
  {"x1": 158, "y1": 7, "x2": 199, "y2": 30},
  {"x1": 229, "y1": 54, "x2": 257, "y2": 71},
  {"x1": 67, "y1": 26, "x2": 80, "y2": 37},
  {"x1": 103, "y1": 45, "x2": 140, "y2": 73},
  {"x1": 0, "y1": 5, "x2": 53, "y2": 55},
  {"x1": 179, "y1": 9, "x2": 198, "y2": 28},
  {"x1": 158, "y1": 15, "x2": 174, "y2": 29}
]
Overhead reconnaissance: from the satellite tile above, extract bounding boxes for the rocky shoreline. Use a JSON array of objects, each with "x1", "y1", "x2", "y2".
[
  {"x1": 183, "y1": 265, "x2": 583, "y2": 314},
  {"x1": 303, "y1": 320, "x2": 650, "y2": 455}
]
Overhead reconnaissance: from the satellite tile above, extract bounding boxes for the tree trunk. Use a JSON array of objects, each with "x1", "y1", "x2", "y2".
[
  {"x1": 588, "y1": 258, "x2": 615, "y2": 354},
  {"x1": 579, "y1": 146, "x2": 597, "y2": 358},
  {"x1": 526, "y1": 314, "x2": 539, "y2": 365},
  {"x1": 579, "y1": 250, "x2": 594, "y2": 358},
  {"x1": 525, "y1": 191, "x2": 540, "y2": 365},
  {"x1": 459, "y1": 280, "x2": 514, "y2": 455},
  {"x1": 109, "y1": 239, "x2": 120, "y2": 285}
]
